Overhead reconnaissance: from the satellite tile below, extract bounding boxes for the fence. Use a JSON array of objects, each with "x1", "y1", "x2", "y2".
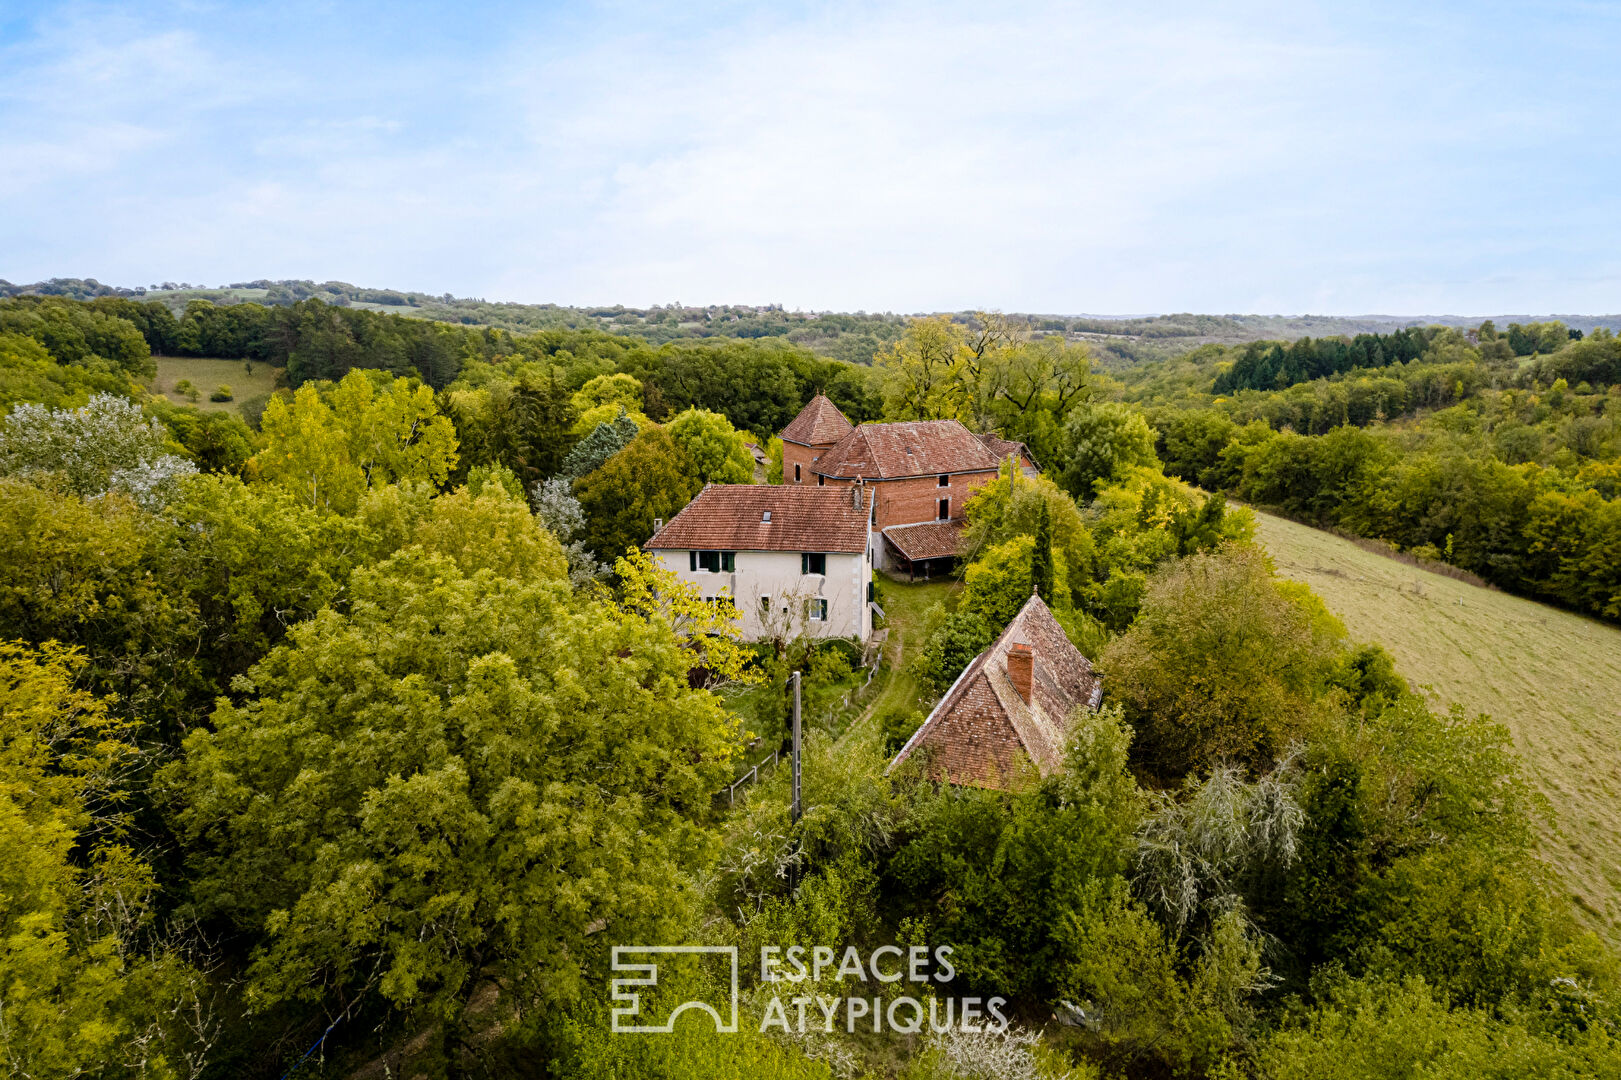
[
  {"x1": 719, "y1": 630, "x2": 892, "y2": 805},
  {"x1": 721, "y1": 747, "x2": 780, "y2": 806}
]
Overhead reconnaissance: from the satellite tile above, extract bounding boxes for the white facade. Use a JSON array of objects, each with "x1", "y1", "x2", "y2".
[{"x1": 652, "y1": 546, "x2": 872, "y2": 643}]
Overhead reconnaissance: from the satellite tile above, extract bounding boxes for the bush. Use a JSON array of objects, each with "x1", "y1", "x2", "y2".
[
  {"x1": 806, "y1": 638, "x2": 859, "y2": 685},
  {"x1": 1255, "y1": 974, "x2": 1621, "y2": 1079},
  {"x1": 237, "y1": 391, "x2": 274, "y2": 430},
  {"x1": 913, "y1": 605, "x2": 996, "y2": 695},
  {"x1": 879, "y1": 704, "x2": 925, "y2": 755},
  {"x1": 1100, "y1": 545, "x2": 1340, "y2": 779},
  {"x1": 209, "y1": 383, "x2": 233, "y2": 402}
]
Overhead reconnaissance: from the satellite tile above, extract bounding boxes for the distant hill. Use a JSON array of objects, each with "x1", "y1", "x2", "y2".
[{"x1": 4, "y1": 276, "x2": 1617, "y2": 366}]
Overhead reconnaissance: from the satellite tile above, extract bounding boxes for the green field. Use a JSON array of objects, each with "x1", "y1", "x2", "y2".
[
  {"x1": 147, "y1": 356, "x2": 281, "y2": 416},
  {"x1": 1252, "y1": 510, "x2": 1621, "y2": 940}
]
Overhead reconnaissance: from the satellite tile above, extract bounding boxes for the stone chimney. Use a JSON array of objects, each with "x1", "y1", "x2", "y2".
[{"x1": 1007, "y1": 642, "x2": 1033, "y2": 704}]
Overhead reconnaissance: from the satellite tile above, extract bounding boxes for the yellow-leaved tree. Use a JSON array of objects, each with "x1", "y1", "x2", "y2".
[
  {"x1": 252, "y1": 370, "x2": 458, "y2": 512},
  {"x1": 0, "y1": 641, "x2": 214, "y2": 1077}
]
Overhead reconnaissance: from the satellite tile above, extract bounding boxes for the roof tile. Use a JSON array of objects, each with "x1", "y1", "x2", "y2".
[
  {"x1": 646, "y1": 484, "x2": 869, "y2": 553},
  {"x1": 882, "y1": 520, "x2": 965, "y2": 561},
  {"x1": 780, "y1": 394, "x2": 854, "y2": 446},
  {"x1": 976, "y1": 433, "x2": 1039, "y2": 471},
  {"x1": 814, "y1": 419, "x2": 1001, "y2": 479},
  {"x1": 887, "y1": 593, "x2": 1102, "y2": 787}
]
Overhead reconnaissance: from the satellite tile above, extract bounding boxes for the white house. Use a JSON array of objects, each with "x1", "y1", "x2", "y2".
[{"x1": 645, "y1": 484, "x2": 874, "y2": 643}]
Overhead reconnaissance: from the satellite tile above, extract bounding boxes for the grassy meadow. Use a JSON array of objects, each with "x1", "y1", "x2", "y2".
[
  {"x1": 1252, "y1": 509, "x2": 1621, "y2": 940},
  {"x1": 147, "y1": 355, "x2": 281, "y2": 415}
]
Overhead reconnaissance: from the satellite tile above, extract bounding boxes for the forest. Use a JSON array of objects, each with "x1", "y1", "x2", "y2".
[
  {"x1": 2, "y1": 293, "x2": 1620, "y2": 1078},
  {"x1": 1136, "y1": 322, "x2": 1621, "y2": 621}
]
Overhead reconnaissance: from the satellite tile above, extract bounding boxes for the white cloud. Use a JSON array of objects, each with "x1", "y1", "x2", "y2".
[{"x1": 2, "y1": 1, "x2": 1620, "y2": 312}]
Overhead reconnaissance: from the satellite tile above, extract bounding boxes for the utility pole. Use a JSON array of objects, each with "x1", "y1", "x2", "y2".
[{"x1": 790, "y1": 670, "x2": 802, "y2": 824}]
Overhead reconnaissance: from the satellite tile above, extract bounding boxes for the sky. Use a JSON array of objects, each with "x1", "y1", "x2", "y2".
[{"x1": 2, "y1": 0, "x2": 1620, "y2": 315}]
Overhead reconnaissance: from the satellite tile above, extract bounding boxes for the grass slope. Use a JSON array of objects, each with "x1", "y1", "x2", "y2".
[
  {"x1": 147, "y1": 356, "x2": 280, "y2": 416},
  {"x1": 843, "y1": 576, "x2": 958, "y2": 745},
  {"x1": 1252, "y1": 510, "x2": 1621, "y2": 940}
]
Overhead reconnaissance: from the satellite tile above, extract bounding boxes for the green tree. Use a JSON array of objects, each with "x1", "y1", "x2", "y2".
[
  {"x1": 913, "y1": 606, "x2": 997, "y2": 695},
  {"x1": 148, "y1": 399, "x2": 255, "y2": 474},
  {"x1": 666, "y1": 407, "x2": 754, "y2": 485},
  {"x1": 0, "y1": 296, "x2": 154, "y2": 377},
  {"x1": 0, "y1": 479, "x2": 204, "y2": 724},
  {"x1": 961, "y1": 534, "x2": 1069, "y2": 629},
  {"x1": 980, "y1": 332, "x2": 1094, "y2": 464},
  {"x1": 253, "y1": 370, "x2": 458, "y2": 512},
  {"x1": 1031, "y1": 500, "x2": 1054, "y2": 602},
  {"x1": 0, "y1": 331, "x2": 133, "y2": 410},
  {"x1": 962, "y1": 464, "x2": 1096, "y2": 603},
  {"x1": 574, "y1": 427, "x2": 700, "y2": 558},
  {"x1": 571, "y1": 372, "x2": 648, "y2": 433},
  {"x1": 875, "y1": 316, "x2": 970, "y2": 420},
  {"x1": 172, "y1": 474, "x2": 373, "y2": 681},
  {"x1": 561, "y1": 408, "x2": 641, "y2": 480},
  {"x1": 0, "y1": 642, "x2": 211, "y2": 1078},
  {"x1": 887, "y1": 707, "x2": 1141, "y2": 1000},
  {"x1": 494, "y1": 371, "x2": 578, "y2": 485},
  {"x1": 1100, "y1": 545, "x2": 1341, "y2": 780},
  {"x1": 171, "y1": 549, "x2": 743, "y2": 1062},
  {"x1": 1060, "y1": 400, "x2": 1160, "y2": 499},
  {"x1": 251, "y1": 382, "x2": 362, "y2": 510}
]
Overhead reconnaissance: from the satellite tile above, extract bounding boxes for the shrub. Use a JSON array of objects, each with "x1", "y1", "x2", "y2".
[
  {"x1": 209, "y1": 383, "x2": 233, "y2": 401},
  {"x1": 914, "y1": 606, "x2": 997, "y2": 695},
  {"x1": 1100, "y1": 545, "x2": 1340, "y2": 779}
]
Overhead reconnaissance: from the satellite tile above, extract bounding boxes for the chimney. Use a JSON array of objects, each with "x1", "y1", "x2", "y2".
[
  {"x1": 1007, "y1": 642, "x2": 1034, "y2": 704},
  {"x1": 850, "y1": 483, "x2": 862, "y2": 510},
  {"x1": 653, "y1": 517, "x2": 663, "y2": 534}
]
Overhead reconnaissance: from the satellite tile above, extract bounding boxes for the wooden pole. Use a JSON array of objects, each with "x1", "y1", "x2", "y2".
[{"x1": 790, "y1": 670, "x2": 803, "y2": 824}]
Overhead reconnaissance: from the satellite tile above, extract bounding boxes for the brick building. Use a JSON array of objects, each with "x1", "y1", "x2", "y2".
[
  {"x1": 886, "y1": 592, "x2": 1102, "y2": 789},
  {"x1": 778, "y1": 396, "x2": 1030, "y2": 574},
  {"x1": 779, "y1": 393, "x2": 854, "y2": 486}
]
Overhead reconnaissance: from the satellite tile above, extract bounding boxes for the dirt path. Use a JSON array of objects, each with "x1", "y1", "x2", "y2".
[{"x1": 841, "y1": 577, "x2": 955, "y2": 745}]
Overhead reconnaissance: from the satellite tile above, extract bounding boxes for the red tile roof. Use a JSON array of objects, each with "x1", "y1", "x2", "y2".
[
  {"x1": 813, "y1": 419, "x2": 1001, "y2": 480},
  {"x1": 882, "y1": 520, "x2": 965, "y2": 561},
  {"x1": 780, "y1": 394, "x2": 854, "y2": 446},
  {"x1": 645, "y1": 484, "x2": 869, "y2": 554},
  {"x1": 888, "y1": 593, "x2": 1102, "y2": 788},
  {"x1": 976, "y1": 433, "x2": 1040, "y2": 472}
]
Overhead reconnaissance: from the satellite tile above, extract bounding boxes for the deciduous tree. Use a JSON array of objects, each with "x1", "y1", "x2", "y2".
[
  {"x1": 666, "y1": 407, "x2": 754, "y2": 485},
  {"x1": 574, "y1": 427, "x2": 699, "y2": 558},
  {"x1": 171, "y1": 549, "x2": 743, "y2": 1058}
]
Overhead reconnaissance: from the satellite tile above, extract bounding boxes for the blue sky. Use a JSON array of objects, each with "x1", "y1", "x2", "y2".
[{"x1": 3, "y1": 1, "x2": 1619, "y2": 315}]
